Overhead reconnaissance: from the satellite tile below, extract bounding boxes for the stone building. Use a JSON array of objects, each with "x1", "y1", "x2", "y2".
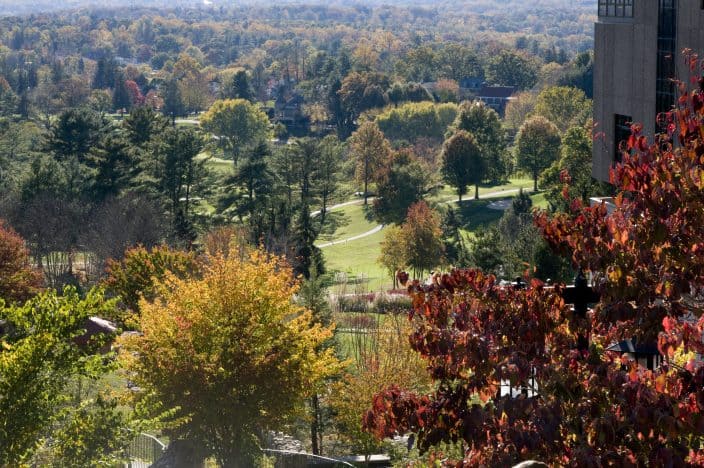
[{"x1": 593, "y1": 0, "x2": 704, "y2": 181}]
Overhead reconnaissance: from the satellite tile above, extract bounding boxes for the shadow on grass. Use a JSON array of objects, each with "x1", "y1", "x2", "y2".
[
  {"x1": 317, "y1": 211, "x2": 351, "y2": 241},
  {"x1": 455, "y1": 198, "x2": 508, "y2": 231}
]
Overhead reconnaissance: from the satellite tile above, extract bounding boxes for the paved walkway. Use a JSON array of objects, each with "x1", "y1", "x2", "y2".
[
  {"x1": 317, "y1": 224, "x2": 385, "y2": 248},
  {"x1": 316, "y1": 187, "x2": 533, "y2": 249},
  {"x1": 311, "y1": 199, "x2": 367, "y2": 218},
  {"x1": 313, "y1": 198, "x2": 384, "y2": 249},
  {"x1": 440, "y1": 187, "x2": 532, "y2": 205}
]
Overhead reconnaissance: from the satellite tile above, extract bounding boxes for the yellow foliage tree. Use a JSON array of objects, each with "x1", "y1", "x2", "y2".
[
  {"x1": 377, "y1": 225, "x2": 408, "y2": 289},
  {"x1": 349, "y1": 121, "x2": 392, "y2": 205},
  {"x1": 119, "y1": 250, "x2": 341, "y2": 467},
  {"x1": 329, "y1": 314, "x2": 431, "y2": 458}
]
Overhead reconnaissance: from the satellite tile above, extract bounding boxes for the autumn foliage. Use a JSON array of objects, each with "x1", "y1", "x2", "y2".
[
  {"x1": 0, "y1": 220, "x2": 42, "y2": 303},
  {"x1": 103, "y1": 245, "x2": 199, "y2": 319},
  {"x1": 364, "y1": 54, "x2": 704, "y2": 465},
  {"x1": 118, "y1": 250, "x2": 341, "y2": 467}
]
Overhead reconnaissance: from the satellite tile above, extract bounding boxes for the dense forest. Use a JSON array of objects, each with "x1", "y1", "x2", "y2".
[{"x1": 0, "y1": 0, "x2": 598, "y2": 284}]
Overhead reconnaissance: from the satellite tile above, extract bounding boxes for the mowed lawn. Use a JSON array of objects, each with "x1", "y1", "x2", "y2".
[
  {"x1": 200, "y1": 153, "x2": 233, "y2": 175},
  {"x1": 322, "y1": 188, "x2": 550, "y2": 293},
  {"x1": 430, "y1": 176, "x2": 534, "y2": 203},
  {"x1": 316, "y1": 203, "x2": 377, "y2": 243},
  {"x1": 323, "y1": 227, "x2": 390, "y2": 293}
]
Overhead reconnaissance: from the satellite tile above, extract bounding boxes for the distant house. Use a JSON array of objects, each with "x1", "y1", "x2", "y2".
[
  {"x1": 274, "y1": 93, "x2": 308, "y2": 130},
  {"x1": 475, "y1": 85, "x2": 516, "y2": 116}
]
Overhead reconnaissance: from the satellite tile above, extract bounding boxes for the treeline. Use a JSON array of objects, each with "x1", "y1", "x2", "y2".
[
  {"x1": 0, "y1": 1, "x2": 593, "y2": 121},
  {"x1": 365, "y1": 83, "x2": 610, "y2": 284},
  {"x1": 1, "y1": 1, "x2": 594, "y2": 55}
]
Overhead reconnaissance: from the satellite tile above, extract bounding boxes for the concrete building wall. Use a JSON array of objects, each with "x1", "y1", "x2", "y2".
[{"x1": 592, "y1": 1, "x2": 704, "y2": 182}]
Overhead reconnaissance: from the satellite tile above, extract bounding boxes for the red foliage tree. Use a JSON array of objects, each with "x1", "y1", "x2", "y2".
[
  {"x1": 364, "y1": 53, "x2": 704, "y2": 465},
  {"x1": 0, "y1": 220, "x2": 43, "y2": 303},
  {"x1": 125, "y1": 80, "x2": 145, "y2": 107}
]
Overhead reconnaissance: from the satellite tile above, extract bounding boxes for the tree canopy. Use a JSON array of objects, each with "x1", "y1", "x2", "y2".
[
  {"x1": 453, "y1": 101, "x2": 507, "y2": 183},
  {"x1": 441, "y1": 130, "x2": 484, "y2": 201},
  {"x1": 375, "y1": 101, "x2": 458, "y2": 143},
  {"x1": 349, "y1": 121, "x2": 392, "y2": 205},
  {"x1": 200, "y1": 98, "x2": 271, "y2": 162},
  {"x1": 515, "y1": 115, "x2": 561, "y2": 191},
  {"x1": 119, "y1": 250, "x2": 341, "y2": 467},
  {"x1": 533, "y1": 85, "x2": 592, "y2": 133},
  {"x1": 0, "y1": 287, "x2": 119, "y2": 465}
]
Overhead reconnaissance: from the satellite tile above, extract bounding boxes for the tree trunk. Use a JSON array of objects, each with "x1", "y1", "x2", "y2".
[
  {"x1": 533, "y1": 175, "x2": 538, "y2": 192},
  {"x1": 475, "y1": 184, "x2": 479, "y2": 200},
  {"x1": 311, "y1": 394, "x2": 321, "y2": 455},
  {"x1": 458, "y1": 191, "x2": 462, "y2": 203}
]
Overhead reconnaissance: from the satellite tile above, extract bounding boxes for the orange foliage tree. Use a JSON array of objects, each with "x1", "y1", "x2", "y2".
[{"x1": 0, "y1": 220, "x2": 42, "y2": 303}]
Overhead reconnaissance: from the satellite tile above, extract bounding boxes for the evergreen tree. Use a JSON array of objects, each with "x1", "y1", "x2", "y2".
[
  {"x1": 123, "y1": 106, "x2": 168, "y2": 147},
  {"x1": 144, "y1": 127, "x2": 205, "y2": 241},
  {"x1": 92, "y1": 58, "x2": 115, "y2": 90},
  {"x1": 511, "y1": 188, "x2": 533, "y2": 215},
  {"x1": 441, "y1": 206, "x2": 467, "y2": 266},
  {"x1": 112, "y1": 73, "x2": 131, "y2": 112},
  {"x1": 48, "y1": 108, "x2": 109, "y2": 162},
  {"x1": 85, "y1": 133, "x2": 133, "y2": 202},
  {"x1": 221, "y1": 141, "x2": 274, "y2": 237},
  {"x1": 161, "y1": 78, "x2": 185, "y2": 125},
  {"x1": 291, "y1": 203, "x2": 324, "y2": 280},
  {"x1": 223, "y1": 70, "x2": 253, "y2": 101}
]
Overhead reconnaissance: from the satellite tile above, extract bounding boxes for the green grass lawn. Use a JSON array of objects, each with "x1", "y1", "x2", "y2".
[
  {"x1": 449, "y1": 198, "x2": 507, "y2": 231},
  {"x1": 321, "y1": 181, "x2": 544, "y2": 293},
  {"x1": 323, "y1": 227, "x2": 389, "y2": 293},
  {"x1": 316, "y1": 203, "x2": 377, "y2": 243},
  {"x1": 429, "y1": 176, "x2": 534, "y2": 203},
  {"x1": 199, "y1": 152, "x2": 234, "y2": 175},
  {"x1": 530, "y1": 192, "x2": 549, "y2": 209}
]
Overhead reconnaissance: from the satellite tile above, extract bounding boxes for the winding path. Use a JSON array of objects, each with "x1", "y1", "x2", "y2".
[
  {"x1": 440, "y1": 187, "x2": 532, "y2": 205},
  {"x1": 315, "y1": 187, "x2": 532, "y2": 250},
  {"x1": 317, "y1": 224, "x2": 385, "y2": 248},
  {"x1": 314, "y1": 198, "x2": 384, "y2": 249},
  {"x1": 311, "y1": 199, "x2": 368, "y2": 218}
]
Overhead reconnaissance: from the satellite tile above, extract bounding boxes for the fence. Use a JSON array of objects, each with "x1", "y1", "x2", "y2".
[
  {"x1": 262, "y1": 449, "x2": 356, "y2": 468},
  {"x1": 125, "y1": 432, "x2": 166, "y2": 467}
]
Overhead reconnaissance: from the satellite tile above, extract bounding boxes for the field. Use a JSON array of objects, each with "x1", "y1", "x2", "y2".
[
  {"x1": 317, "y1": 203, "x2": 377, "y2": 243},
  {"x1": 320, "y1": 177, "x2": 544, "y2": 293}
]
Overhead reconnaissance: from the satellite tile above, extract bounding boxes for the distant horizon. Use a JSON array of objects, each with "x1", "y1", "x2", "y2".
[{"x1": 0, "y1": 0, "x2": 595, "y2": 17}]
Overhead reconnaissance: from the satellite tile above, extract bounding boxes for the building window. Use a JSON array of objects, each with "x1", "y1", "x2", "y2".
[
  {"x1": 598, "y1": 0, "x2": 634, "y2": 17},
  {"x1": 614, "y1": 114, "x2": 632, "y2": 163},
  {"x1": 656, "y1": 0, "x2": 677, "y2": 120}
]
